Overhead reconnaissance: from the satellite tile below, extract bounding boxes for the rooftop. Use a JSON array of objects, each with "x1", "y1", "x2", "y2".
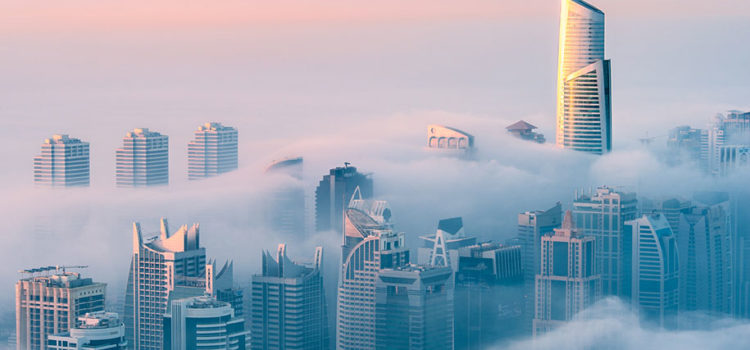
[
  {"x1": 198, "y1": 122, "x2": 236, "y2": 132},
  {"x1": 44, "y1": 134, "x2": 85, "y2": 144},
  {"x1": 571, "y1": 0, "x2": 604, "y2": 15},
  {"x1": 76, "y1": 312, "x2": 122, "y2": 329},
  {"x1": 506, "y1": 120, "x2": 538, "y2": 131}
]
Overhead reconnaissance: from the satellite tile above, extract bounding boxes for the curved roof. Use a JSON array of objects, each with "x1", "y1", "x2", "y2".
[{"x1": 427, "y1": 124, "x2": 474, "y2": 139}]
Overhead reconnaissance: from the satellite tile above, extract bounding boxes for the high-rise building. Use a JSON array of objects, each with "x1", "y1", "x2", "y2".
[
  {"x1": 315, "y1": 164, "x2": 373, "y2": 233},
  {"x1": 555, "y1": 0, "x2": 612, "y2": 155},
  {"x1": 624, "y1": 214, "x2": 679, "y2": 328},
  {"x1": 573, "y1": 186, "x2": 637, "y2": 297},
  {"x1": 418, "y1": 217, "x2": 476, "y2": 272},
  {"x1": 454, "y1": 243, "x2": 523, "y2": 349},
  {"x1": 533, "y1": 211, "x2": 600, "y2": 335},
  {"x1": 206, "y1": 260, "x2": 244, "y2": 318},
  {"x1": 33, "y1": 134, "x2": 90, "y2": 187},
  {"x1": 677, "y1": 194, "x2": 733, "y2": 316},
  {"x1": 115, "y1": 128, "x2": 168, "y2": 187},
  {"x1": 163, "y1": 295, "x2": 247, "y2": 350},
  {"x1": 47, "y1": 312, "x2": 127, "y2": 350},
  {"x1": 517, "y1": 203, "x2": 562, "y2": 330},
  {"x1": 336, "y1": 189, "x2": 409, "y2": 350},
  {"x1": 699, "y1": 111, "x2": 750, "y2": 175},
  {"x1": 667, "y1": 126, "x2": 703, "y2": 165},
  {"x1": 16, "y1": 267, "x2": 106, "y2": 350},
  {"x1": 187, "y1": 122, "x2": 238, "y2": 180},
  {"x1": 264, "y1": 157, "x2": 306, "y2": 236},
  {"x1": 374, "y1": 265, "x2": 454, "y2": 350},
  {"x1": 250, "y1": 244, "x2": 328, "y2": 350},
  {"x1": 426, "y1": 125, "x2": 475, "y2": 151},
  {"x1": 124, "y1": 218, "x2": 206, "y2": 350}
]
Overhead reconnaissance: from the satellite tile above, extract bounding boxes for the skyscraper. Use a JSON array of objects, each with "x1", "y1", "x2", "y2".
[
  {"x1": 677, "y1": 195, "x2": 733, "y2": 316},
  {"x1": 250, "y1": 244, "x2": 328, "y2": 350},
  {"x1": 264, "y1": 157, "x2": 306, "y2": 236},
  {"x1": 33, "y1": 134, "x2": 90, "y2": 187},
  {"x1": 555, "y1": 0, "x2": 612, "y2": 154},
  {"x1": 336, "y1": 189, "x2": 408, "y2": 350},
  {"x1": 47, "y1": 312, "x2": 127, "y2": 350},
  {"x1": 624, "y1": 214, "x2": 679, "y2": 328},
  {"x1": 163, "y1": 295, "x2": 247, "y2": 350},
  {"x1": 187, "y1": 122, "x2": 238, "y2": 180},
  {"x1": 115, "y1": 128, "x2": 168, "y2": 187},
  {"x1": 315, "y1": 164, "x2": 373, "y2": 233},
  {"x1": 124, "y1": 219, "x2": 206, "y2": 350},
  {"x1": 417, "y1": 217, "x2": 476, "y2": 272},
  {"x1": 16, "y1": 267, "x2": 106, "y2": 350},
  {"x1": 533, "y1": 211, "x2": 601, "y2": 335},
  {"x1": 517, "y1": 203, "x2": 562, "y2": 330},
  {"x1": 374, "y1": 265, "x2": 454, "y2": 350},
  {"x1": 573, "y1": 186, "x2": 637, "y2": 297}
]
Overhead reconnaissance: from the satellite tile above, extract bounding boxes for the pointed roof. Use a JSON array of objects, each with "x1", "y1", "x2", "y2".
[
  {"x1": 571, "y1": 0, "x2": 604, "y2": 15},
  {"x1": 506, "y1": 120, "x2": 538, "y2": 131},
  {"x1": 437, "y1": 217, "x2": 463, "y2": 236}
]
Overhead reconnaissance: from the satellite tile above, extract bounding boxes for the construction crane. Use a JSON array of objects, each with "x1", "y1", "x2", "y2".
[
  {"x1": 56, "y1": 265, "x2": 88, "y2": 274},
  {"x1": 18, "y1": 265, "x2": 89, "y2": 278}
]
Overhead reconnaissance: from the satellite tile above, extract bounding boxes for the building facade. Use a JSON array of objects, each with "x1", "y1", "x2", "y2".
[
  {"x1": 533, "y1": 211, "x2": 601, "y2": 335},
  {"x1": 572, "y1": 187, "x2": 637, "y2": 297},
  {"x1": 426, "y1": 125, "x2": 475, "y2": 151},
  {"x1": 264, "y1": 157, "x2": 306, "y2": 236},
  {"x1": 123, "y1": 219, "x2": 207, "y2": 350},
  {"x1": 163, "y1": 295, "x2": 247, "y2": 350},
  {"x1": 115, "y1": 128, "x2": 169, "y2": 187},
  {"x1": 624, "y1": 214, "x2": 679, "y2": 328},
  {"x1": 187, "y1": 122, "x2": 238, "y2": 180},
  {"x1": 47, "y1": 312, "x2": 127, "y2": 350},
  {"x1": 33, "y1": 134, "x2": 90, "y2": 187},
  {"x1": 555, "y1": 0, "x2": 612, "y2": 154},
  {"x1": 517, "y1": 203, "x2": 562, "y2": 330},
  {"x1": 250, "y1": 244, "x2": 328, "y2": 350},
  {"x1": 374, "y1": 265, "x2": 453, "y2": 350},
  {"x1": 336, "y1": 190, "x2": 409, "y2": 350},
  {"x1": 16, "y1": 268, "x2": 106, "y2": 350},
  {"x1": 315, "y1": 164, "x2": 373, "y2": 233}
]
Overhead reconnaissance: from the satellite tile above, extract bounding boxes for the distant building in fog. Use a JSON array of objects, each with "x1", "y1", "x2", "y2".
[
  {"x1": 188, "y1": 122, "x2": 238, "y2": 180},
  {"x1": 427, "y1": 124, "x2": 474, "y2": 152},
  {"x1": 624, "y1": 214, "x2": 679, "y2": 328},
  {"x1": 517, "y1": 203, "x2": 562, "y2": 331},
  {"x1": 33, "y1": 134, "x2": 90, "y2": 187},
  {"x1": 116, "y1": 128, "x2": 168, "y2": 187},
  {"x1": 315, "y1": 163, "x2": 373, "y2": 233},
  {"x1": 573, "y1": 186, "x2": 637, "y2": 297},
  {"x1": 16, "y1": 267, "x2": 106, "y2": 350},
  {"x1": 533, "y1": 211, "x2": 600, "y2": 336},
  {"x1": 163, "y1": 295, "x2": 247, "y2": 350},
  {"x1": 265, "y1": 157, "x2": 306, "y2": 236},
  {"x1": 667, "y1": 126, "x2": 702, "y2": 165},
  {"x1": 375, "y1": 265, "x2": 453, "y2": 350},
  {"x1": 250, "y1": 244, "x2": 328, "y2": 350},
  {"x1": 418, "y1": 217, "x2": 476, "y2": 272},
  {"x1": 47, "y1": 312, "x2": 127, "y2": 350},
  {"x1": 506, "y1": 120, "x2": 545, "y2": 143}
]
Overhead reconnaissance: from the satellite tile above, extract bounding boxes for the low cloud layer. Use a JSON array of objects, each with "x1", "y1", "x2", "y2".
[{"x1": 503, "y1": 298, "x2": 750, "y2": 350}]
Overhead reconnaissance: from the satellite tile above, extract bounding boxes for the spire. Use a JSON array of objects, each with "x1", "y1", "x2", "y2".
[
  {"x1": 349, "y1": 186, "x2": 363, "y2": 206},
  {"x1": 159, "y1": 217, "x2": 169, "y2": 240},
  {"x1": 562, "y1": 210, "x2": 575, "y2": 230},
  {"x1": 132, "y1": 222, "x2": 143, "y2": 254}
]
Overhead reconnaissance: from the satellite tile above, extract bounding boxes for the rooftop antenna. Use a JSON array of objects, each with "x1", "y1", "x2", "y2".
[{"x1": 344, "y1": 162, "x2": 351, "y2": 168}]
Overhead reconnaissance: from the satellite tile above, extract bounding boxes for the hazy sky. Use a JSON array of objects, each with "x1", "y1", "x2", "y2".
[{"x1": 0, "y1": 1, "x2": 749, "y2": 346}]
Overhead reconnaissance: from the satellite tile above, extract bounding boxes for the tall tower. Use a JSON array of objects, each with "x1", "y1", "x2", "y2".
[
  {"x1": 115, "y1": 128, "x2": 169, "y2": 187},
  {"x1": 555, "y1": 0, "x2": 612, "y2": 154},
  {"x1": 624, "y1": 214, "x2": 679, "y2": 328},
  {"x1": 187, "y1": 122, "x2": 238, "y2": 180},
  {"x1": 315, "y1": 164, "x2": 373, "y2": 233},
  {"x1": 33, "y1": 134, "x2": 90, "y2": 187},
  {"x1": 264, "y1": 157, "x2": 306, "y2": 236},
  {"x1": 336, "y1": 190, "x2": 408, "y2": 350},
  {"x1": 250, "y1": 244, "x2": 328, "y2": 350},
  {"x1": 572, "y1": 187, "x2": 637, "y2": 297},
  {"x1": 533, "y1": 211, "x2": 600, "y2": 335},
  {"x1": 123, "y1": 219, "x2": 207, "y2": 350},
  {"x1": 517, "y1": 203, "x2": 562, "y2": 331},
  {"x1": 16, "y1": 267, "x2": 106, "y2": 350}
]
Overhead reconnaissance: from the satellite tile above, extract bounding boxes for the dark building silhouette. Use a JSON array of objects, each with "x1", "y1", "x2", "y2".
[{"x1": 315, "y1": 164, "x2": 373, "y2": 233}]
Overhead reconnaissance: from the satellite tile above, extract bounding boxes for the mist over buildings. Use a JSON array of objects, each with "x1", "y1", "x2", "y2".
[{"x1": 1, "y1": 0, "x2": 750, "y2": 348}]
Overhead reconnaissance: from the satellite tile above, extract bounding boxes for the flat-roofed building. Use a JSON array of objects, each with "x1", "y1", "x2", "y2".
[
  {"x1": 187, "y1": 122, "x2": 238, "y2": 180},
  {"x1": 33, "y1": 134, "x2": 90, "y2": 187},
  {"x1": 116, "y1": 128, "x2": 168, "y2": 187}
]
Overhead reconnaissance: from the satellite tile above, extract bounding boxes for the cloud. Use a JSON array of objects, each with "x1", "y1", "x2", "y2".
[{"x1": 502, "y1": 298, "x2": 750, "y2": 350}]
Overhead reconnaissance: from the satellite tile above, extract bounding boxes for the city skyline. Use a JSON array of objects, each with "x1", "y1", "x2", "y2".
[{"x1": 2, "y1": 0, "x2": 750, "y2": 349}]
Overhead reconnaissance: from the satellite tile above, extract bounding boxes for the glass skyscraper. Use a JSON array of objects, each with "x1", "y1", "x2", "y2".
[{"x1": 555, "y1": 0, "x2": 612, "y2": 154}]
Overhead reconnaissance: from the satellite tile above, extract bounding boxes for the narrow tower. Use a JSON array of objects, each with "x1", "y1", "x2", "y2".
[{"x1": 556, "y1": 0, "x2": 612, "y2": 154}]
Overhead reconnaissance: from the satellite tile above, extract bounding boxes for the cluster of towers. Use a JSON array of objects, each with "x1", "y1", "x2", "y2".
[{"x1": 33, "y1": 122, "x2": 238, "y2": 187}]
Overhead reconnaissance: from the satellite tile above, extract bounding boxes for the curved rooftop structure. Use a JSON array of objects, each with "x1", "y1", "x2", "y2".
[{"x1": 427, "y1": 124, "x2": 474, "y2": 150}]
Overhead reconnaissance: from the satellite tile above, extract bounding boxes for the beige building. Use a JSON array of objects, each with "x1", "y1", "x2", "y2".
[{"x1": 16, "y1": 268, "x2": 106, "y2": 350}]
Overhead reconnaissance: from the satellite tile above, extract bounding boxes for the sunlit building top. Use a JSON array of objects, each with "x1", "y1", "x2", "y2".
[
  {"x1": 34, "y1": 134, "x2": 90, "y2": 187},
  {"x1": 427, "y1": 124, "x2": 475, "y2": 151},
  {"x1": 188, "y1": 122, "x2": 238, "y2": 180}
]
